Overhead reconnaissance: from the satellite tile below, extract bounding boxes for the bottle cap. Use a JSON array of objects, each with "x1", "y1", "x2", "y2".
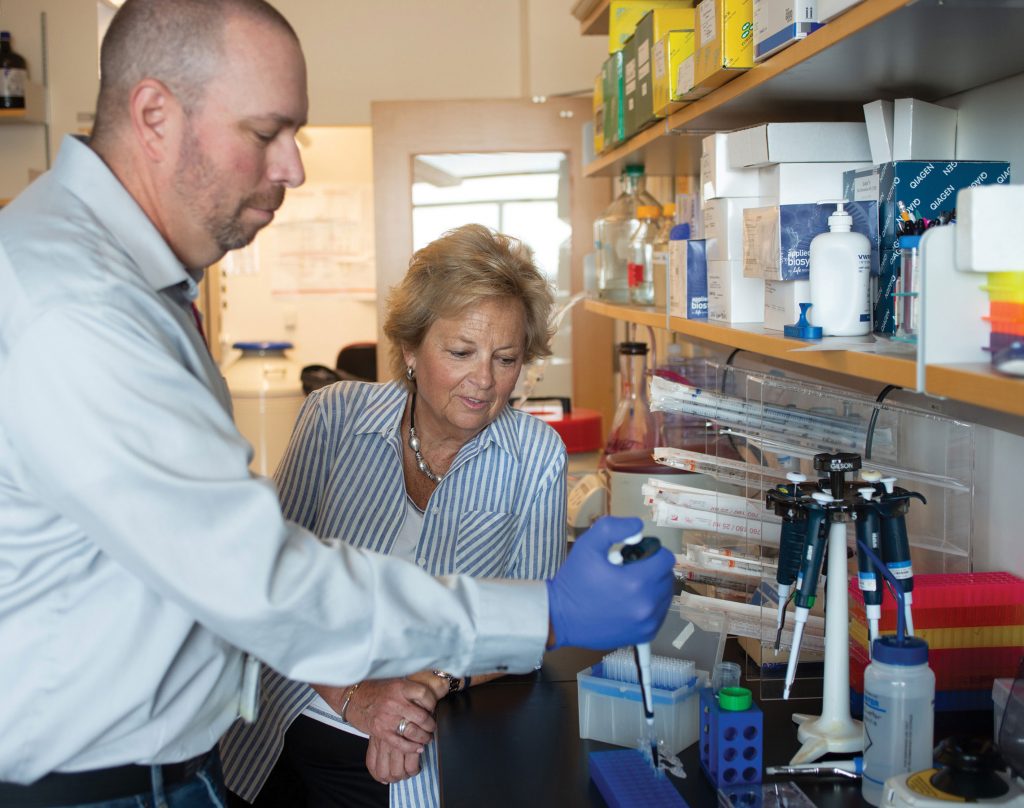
[
  {"x1": 637, "y1": 205, "x2": 660, "y2": 218},
  {"x1": 898, "y1": 235, "x2": 922, "y2": 250},
  {"x1": 871, "y1": 635, "x2": 929, "y2": 666},
  {"x1": 784, "y1": 302, "x2": 823, "y2": 340},
  {"x1": 662, "y1": 203, "x2": 676, "y2": 217},
  {"x1": 717, "y1": 686, "x2": 752, "y2": 711},
  {"x1": 669, "y1": 223, "x2": 691, "y2": 240},
  {"x1": 624, "y1": 164, "x2": 645, "y2": 177}
]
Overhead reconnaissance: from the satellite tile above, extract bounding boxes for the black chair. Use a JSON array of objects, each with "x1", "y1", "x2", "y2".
[{"x1": 335, "y1": 342, "x2": 377, "y2": 382}]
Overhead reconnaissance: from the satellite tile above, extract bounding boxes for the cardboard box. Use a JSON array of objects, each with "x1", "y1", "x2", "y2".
[
  {"x1": 892, "y1": 98, "x2": 957, "y2": 161},
  {"x1": 602, "y1": 51, "x2": 626, "y2": 148},
  {"x1": 592, "y1": 72, "x2": 605, "y2": 155},
  {"x1": 701, "y1": 132, "x2": 760, "y2": 201},
  {"x1": 843, "y1": 160, "x2": 1011, "y2": 251},
  {"x1": 652, "y1": 30, "x2": 698, "y2": 117},
  {"x1": 624, "y1": 35, "x2": 640, "y2": 137},
  {"x1": 609, "y1": 0, "x2": 696, "y2": 53},
  {"x1": 753, "y1": 0, "x2": 819, "y2": 62},
  {"x1": 742, "y1": 200, "x2": 877, "y2": 281},
  {"x1": 635, "y1": 9, "x2": 697, "y2": 127},
  {"x1": 764, "y1": 278, "x2": 810, "y2": 331},
  {"x1": 758, "y1": 161, "x2": 870, "y2": 205},
  {"x1": 703, "y1": 196, "x2": 768, "y2": 260},
  {"x1": 692, "y1": 0, "x2": 753, "y2": 94},
  {"x1": 670, "y1": 238, "x2": 709, "y2": 319},
  {"x1": 726, "y1": 122, "x2": 870, "y2": 168},
  {"x1": 708, "y1": 259, "x2": 764, "y2": 322}
]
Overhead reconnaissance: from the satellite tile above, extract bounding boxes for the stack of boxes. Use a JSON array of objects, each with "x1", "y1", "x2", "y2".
[{"x1": 849, "y1": 572, "x2": 1024, "y2": 714}]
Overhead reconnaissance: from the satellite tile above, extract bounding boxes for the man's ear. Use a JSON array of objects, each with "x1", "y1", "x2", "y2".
[{"x1": 128, "y1": 78, "x2": 182, "y2": 163}]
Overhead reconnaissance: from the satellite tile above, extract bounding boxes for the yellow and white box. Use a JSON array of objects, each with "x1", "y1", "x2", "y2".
[
  {"x1": 692, "y1": 0, "x2": 753, "y2": 94},
  {"x1": 609, "y1": 0, "x2": 696, "y2": 53},
  {"x1": 652, "y1": 30, "x2": 698, "y2": 116},
  {"x1": 593, "y1": 71, "x2": 605, "y2": 155}
]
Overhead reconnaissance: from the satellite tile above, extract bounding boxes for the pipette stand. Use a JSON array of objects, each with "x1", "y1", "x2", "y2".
[
  {"x1": 789, "y1": 453, "x2": 864, "y2": 765},
  {"x1": 790, "y1": 517, "x2": 863, "y2": 764}
]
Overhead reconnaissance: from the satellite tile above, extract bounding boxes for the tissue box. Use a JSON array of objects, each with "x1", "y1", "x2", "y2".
[
  {"x1": 726, "y1": 122, "x2": 870, "y2": 168},
  {"x1": 742, "y1": 200, "x2": 877, "y2": 281},
  {"x1": 701, "y1": 132, "x2": 760, "y2": 200},
  {"x1": 843, "y1": 161, "x2": 1011, "y2": 250},
  {"x1": 753, "y1": 0, "x2": 819, "y2": 62},
  {"x1": 708, "y1": 260, "x2": 764, "y2": 322},
  {"x1": 759, "y1": 161, "x2": 870, "y2": 205},
  {"x1": 704, "y1": 197, "x2": 769, "y2": 260},
  {"x1": 652, "y1": 30, "x2": 698, "y2": 116},
  {"x1": 670, "y1": 238, "x2": 709, "y2": 319},
  {"x1": 577, "y1": 665, "x2": 702, "y2": 755},
  {"x1": 764, "y1": 279, "x2": 810, "y2": 331},
  {"x1": 635, "y1": 8, "x2": 697, "y2": 127},
  {"x1": 691, "y1": 0, "x2": 754, "y2": 94}
]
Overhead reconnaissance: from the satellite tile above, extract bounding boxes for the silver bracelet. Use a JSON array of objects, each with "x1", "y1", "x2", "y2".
[{"x1": 339, "y1": 683, "x2": 360, "y2": 723}]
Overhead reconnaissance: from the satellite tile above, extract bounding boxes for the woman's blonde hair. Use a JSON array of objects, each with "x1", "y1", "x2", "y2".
[{"x1": 384, "y1": 224, "x2": 555, "y2": 389}]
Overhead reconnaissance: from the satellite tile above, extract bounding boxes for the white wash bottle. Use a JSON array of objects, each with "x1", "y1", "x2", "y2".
[{"x1": 808, "y1": 201, "x2": 871, "y2": 336}]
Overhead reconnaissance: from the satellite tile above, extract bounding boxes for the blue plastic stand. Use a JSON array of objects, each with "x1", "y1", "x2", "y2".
[
  {"x1": 588, "y1": 749, "x2": 688, "y2": 807},
  {"x1": 698, "y1": 687, "x2": 764, "y2": 788}
]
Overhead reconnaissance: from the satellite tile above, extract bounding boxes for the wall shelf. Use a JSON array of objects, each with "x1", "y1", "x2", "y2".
[
  {"x1": 586, "y1": 299, "x2": 1024, "y2": 416},
  {"x1": 586, "y1": 0, "x2": 1024, "y2": 177},
  {"x1": 0, "y1": 82, "x2": 48, "y2": 126}
]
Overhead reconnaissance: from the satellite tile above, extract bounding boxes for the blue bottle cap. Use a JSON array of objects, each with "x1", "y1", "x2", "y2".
[
  {"x1": 871, "y1": 635, "x2": 929, "y2": 666},
  {"x1": 898, "y1": 235, "x2": 922, "y2": 250},
  {"x1": 670, "y1": 223, "x2": 691, "y2": 240},
  {"x1": 783, "y1": 302, "x2": 823, "y2": 340}
]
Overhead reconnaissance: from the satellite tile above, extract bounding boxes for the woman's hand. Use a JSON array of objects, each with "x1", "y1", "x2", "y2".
[
  {"x1": 313, "y1": 677, "x2": 437, "y2": 752},
  {"x1": 365, "y1": 734, "x2": 422, "y2": 785}
]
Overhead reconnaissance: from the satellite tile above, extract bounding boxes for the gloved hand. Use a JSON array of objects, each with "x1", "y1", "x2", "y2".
[{"x1": 545, "y1": 515, "x2": 675, "y2": 650}]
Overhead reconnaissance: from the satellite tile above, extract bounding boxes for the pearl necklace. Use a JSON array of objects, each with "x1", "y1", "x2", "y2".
[{"x1": 408, "y1": 394, "x2": 442, "y2": 483}]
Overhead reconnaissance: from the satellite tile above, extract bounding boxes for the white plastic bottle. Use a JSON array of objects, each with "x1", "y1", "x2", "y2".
[
  {"x1": 808, "y1": 200, "x2": 871, "y2": 336},
  {"x1": 861, "y1": 636, "x2": 935, "y2": 806}
]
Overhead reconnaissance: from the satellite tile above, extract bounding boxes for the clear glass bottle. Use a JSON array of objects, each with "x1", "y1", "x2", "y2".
[
  {"x1": 594, "y1": 165, "x2": 662, "y2": 303},
  {"x1": 1, "y1": 31, "x2": 28, "y2": 110},
  {"x1": 604, "y1": 341, "x2": 657, "y2": 455},
  {"x1": 650, "y1": 203, "x2": 676, "y2": 308},
  {"x1": 628, "y1": 205, "x2": 661, "y2": 305}
]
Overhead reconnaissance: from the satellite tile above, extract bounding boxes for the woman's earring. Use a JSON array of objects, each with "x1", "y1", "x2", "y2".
[{"x1": 406, "y1": 366, "x2": 415, "y2": 382}]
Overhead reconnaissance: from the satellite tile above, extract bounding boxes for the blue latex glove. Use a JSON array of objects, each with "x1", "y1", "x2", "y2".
[{"x1": 545, "y1": 515, "x2": 675, "y2": 650}]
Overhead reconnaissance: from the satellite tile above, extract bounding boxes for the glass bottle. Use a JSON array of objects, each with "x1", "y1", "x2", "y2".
[
  {"x1": 628, "y1": 205, "x2": 661, "y2": 305},
  {"x1": 604, "y1": 341, "x2": 657, "y2": 455},
  {"x1": 594, "y1": 165, "x2": 662, "y2": 303},
  {"x1": 650, "y1": 203, "x2": 676, "y2": 308},
  {"x1": 0, "y1": 32, "x2": 27, "y2": 110}
]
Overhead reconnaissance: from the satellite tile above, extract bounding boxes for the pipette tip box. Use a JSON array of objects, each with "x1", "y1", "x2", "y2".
[{"x1": 589, "y1": 749, "x2": 689, "y2": 807}]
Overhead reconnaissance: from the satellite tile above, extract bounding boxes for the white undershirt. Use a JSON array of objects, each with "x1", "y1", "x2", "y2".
[{"x1": 301, "y1": 497, "x2": 426, "y2": 735}]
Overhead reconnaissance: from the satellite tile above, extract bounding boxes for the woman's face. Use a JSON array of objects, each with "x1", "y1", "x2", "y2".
[{"x1": 405, "y1": 297, "x2": 527, "y2": 444}]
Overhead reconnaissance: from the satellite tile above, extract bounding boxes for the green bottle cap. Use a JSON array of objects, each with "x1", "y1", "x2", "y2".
[{"x1": 717, "y1": 686, "x2": 752, "y2": 711}]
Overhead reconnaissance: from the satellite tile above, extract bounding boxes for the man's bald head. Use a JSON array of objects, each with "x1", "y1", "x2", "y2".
[{"x1": 91, "y1": 0, "x2": 298, "y2": 149}]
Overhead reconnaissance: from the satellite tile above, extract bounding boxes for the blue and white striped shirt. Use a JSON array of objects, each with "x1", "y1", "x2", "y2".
[{"x1": 221, "y1": 380, "x2": 567, "y2": 806}]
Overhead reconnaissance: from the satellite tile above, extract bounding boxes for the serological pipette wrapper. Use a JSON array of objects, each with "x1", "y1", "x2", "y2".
[{"x1": 676, "y1": 592, "x2": 825, "y2": 653}]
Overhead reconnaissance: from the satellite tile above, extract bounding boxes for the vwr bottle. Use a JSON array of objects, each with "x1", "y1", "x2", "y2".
[
  {"x1": 594, "y1": 165, "x2": 661, "y2": 303},
  {"x1": 861, "y1": 635, "x2": 935, "y2": 806},
  {"x1": 808, "y1": 200, "x2": 871, "y2": 336}
]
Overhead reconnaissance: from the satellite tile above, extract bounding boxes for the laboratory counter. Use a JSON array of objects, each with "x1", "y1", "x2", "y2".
[{"x1": 435, "y1": 643, "x2": 993, "y2": 808}]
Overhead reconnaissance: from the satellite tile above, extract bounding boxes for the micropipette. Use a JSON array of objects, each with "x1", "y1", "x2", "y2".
[
  {"x1": 769, "y1": 473, "x2": 809, "y2": 653},
  {"x1": 855, "y1": 476, "x2": 885, "y2": 647},
  {"x1": 877, "y1": 476, "x2": 926, "y2": 637},
  {"x1": 783, "y1": 492, "x2": 830, "y2": 700},
  {"x1": 609, "y1": 533, "x2": 663, "y2": 770}
]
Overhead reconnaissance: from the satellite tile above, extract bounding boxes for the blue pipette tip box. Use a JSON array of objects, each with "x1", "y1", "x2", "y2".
[{"x1": 589, "y1": 749, "x2": 689, "y2": 807}]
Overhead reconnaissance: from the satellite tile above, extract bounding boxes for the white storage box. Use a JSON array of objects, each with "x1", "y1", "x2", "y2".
[
  {"x1": 764, "y1": 278, "x2": 810, "y2": 331},
  {"x1": 892, "y1": 98, "x2": 957, "y2": 161},
  {"x1": 708, "y1": 259, "x2": 764, "y2": 322},
  {"x1": 577, "y1": 666, "x2": 702, "y2": 755},
  {"x1": 704, "y1": 197, "x2": 768, "y2": 260},
  {"x1": 758, "y1": 162, "x2": 870, "y2": 204},
  {"x1": 753, "y1": 0, "x2": 818, "y2": 62},
  {"x1": 726, "y1": 122, "x2": 870, "y2": 168},
  {"x1": 955, "y1": 185, "x2": 1024, "y2": 272},
  {"x1": 701, "y1": 132, "x2": 760, "y2": 201}
]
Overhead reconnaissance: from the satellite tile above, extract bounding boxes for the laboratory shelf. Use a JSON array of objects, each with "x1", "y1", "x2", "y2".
[
  {"x1": 0, "y1": 83, "x2": 47, "y2": 126},
  {"x1": 585, "y1": 298, "x2": 918, "y2": 388},
  {"x1": 584, "y1": 0, "x2": 1024, "y2": 177},
  {"x1": 926, "y1": 363, "x2": 1024, "y2": 418}
]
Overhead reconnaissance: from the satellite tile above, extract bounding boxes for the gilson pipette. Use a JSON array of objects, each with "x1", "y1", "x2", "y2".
[
  {"x1": 783, "y1": 492, "x2": 829, "y2": 700},
  {"x1": 855, "y1": 480, "x2": 885, "y2": 646},
  {"x1": 873, "y1": 475, "x2": 926, "y2": 637},
  {"x1": 608, "y1": 533, "x2": 663, "y2": 770},
  {"x1": 766, "y1": 473, "x2": 810, "y2": 653}
]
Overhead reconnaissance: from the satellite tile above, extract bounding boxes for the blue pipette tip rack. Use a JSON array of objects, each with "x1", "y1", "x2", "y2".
[
  {"x1": 589, "y1": 750, "x2": 689, "y2": 807},
  {"x1": 784, "y1": 303, "x2": 823, "y2": 341}
]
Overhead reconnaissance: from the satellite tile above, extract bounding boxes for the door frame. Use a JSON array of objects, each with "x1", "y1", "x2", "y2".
[{"x1": 371, "y1": 97, "x2": 615, "y2": 426}]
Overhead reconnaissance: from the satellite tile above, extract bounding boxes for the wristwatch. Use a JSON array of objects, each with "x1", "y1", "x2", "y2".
[{"x1": 432, "y1": 669, "x2": 462, "y2": 694}]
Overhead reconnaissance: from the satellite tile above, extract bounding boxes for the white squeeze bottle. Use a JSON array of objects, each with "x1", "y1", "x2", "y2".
[{"x1": 808, "y1": 200, "x2": 871, "y2": 336}]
